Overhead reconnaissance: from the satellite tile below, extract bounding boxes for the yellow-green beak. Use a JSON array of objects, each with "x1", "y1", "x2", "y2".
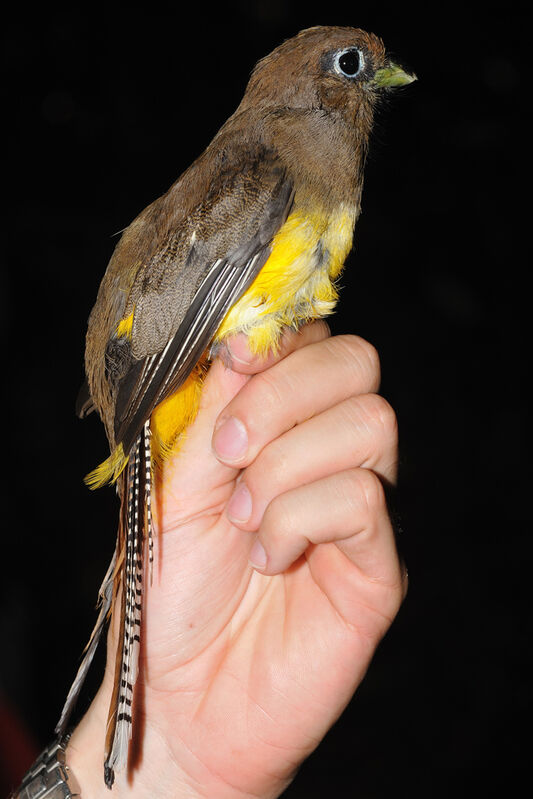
[{"x1": 372, "y1": 62, "x2": 417, "y2": 89}]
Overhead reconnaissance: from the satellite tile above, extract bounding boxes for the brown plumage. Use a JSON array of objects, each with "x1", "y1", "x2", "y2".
[{"x1": 56, "y1": 25, "x2": 415, "y2": 787}]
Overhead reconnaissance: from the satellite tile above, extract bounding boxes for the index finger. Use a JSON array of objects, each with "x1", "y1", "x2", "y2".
[{"x1": 211, "y1": 333, "x2": 382, "y2": 469}]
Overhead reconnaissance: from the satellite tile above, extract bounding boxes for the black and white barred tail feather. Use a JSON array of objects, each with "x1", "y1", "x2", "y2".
[
  {"x1": 144, "y1": 423, "x2": 154, "y2": 585},
  {"x1": 55, "y1": 545, "x2": 117, "y2": 736},
  {"x1": 104, "y1": 421, "x2": 152, "y2": 788}
]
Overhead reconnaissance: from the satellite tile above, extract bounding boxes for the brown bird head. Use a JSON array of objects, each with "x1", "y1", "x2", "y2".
[
  {"x1": 230, "y1": 26, "x2": 415, "y2": 202},
  {"x1": 239, "y1": 25, "x2": 416, "y2": 125}
]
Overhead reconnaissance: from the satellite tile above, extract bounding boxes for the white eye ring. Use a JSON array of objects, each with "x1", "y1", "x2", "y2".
[{"x1": 334, "y1": 47, "x2": 365, "y2": 79}]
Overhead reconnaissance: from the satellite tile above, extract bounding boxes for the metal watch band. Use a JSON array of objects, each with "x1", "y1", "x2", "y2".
[{"x1": 10, "y1": 734, "x2": 81, "y2": 799}]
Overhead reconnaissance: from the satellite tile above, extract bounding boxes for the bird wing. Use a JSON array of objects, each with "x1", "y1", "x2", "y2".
[{"x1": 110, "y1": 159, "x2": 294, "y2": 457}]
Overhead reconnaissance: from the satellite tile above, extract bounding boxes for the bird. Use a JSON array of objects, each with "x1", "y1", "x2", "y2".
[{"x1": 55, "y1": 25, "x2": 415, "y2": 788}]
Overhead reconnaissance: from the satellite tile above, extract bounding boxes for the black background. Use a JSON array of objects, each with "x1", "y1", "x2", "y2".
[{"x1": 2, "y1": 2, "x2": 528, "y2": 797}]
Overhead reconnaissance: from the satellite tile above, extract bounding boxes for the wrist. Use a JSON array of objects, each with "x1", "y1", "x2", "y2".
[{"x1": 66, "y1": 685, "x2": 203, "y2": 799}]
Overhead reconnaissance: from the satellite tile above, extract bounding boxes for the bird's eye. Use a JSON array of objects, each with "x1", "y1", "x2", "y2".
[{"x1": 334, "y1": 48, "x2": 364, "y2": 78}]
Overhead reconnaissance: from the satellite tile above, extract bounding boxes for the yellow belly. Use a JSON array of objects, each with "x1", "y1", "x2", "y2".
[
  {"x1": 214, "y1": 204, "x2": 357, "y2": 354},
  {"x1": 151, "y1": 203, "x2": 357, "y2": 461},
  {"x1": 88, "y1": 203, "x2": 357, "y2": 485}
]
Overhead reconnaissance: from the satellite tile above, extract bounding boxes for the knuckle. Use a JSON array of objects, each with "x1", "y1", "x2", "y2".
[
  {"x1": 262, "y1": 493, "x2": 298, "y2": 544},
  {"x1": 328, "y1": 335, "x2": 381, "y2": 390},
  {"x1": 353, "y1": 336, "x2": 381, "y2": 378},
  {"x1": 345, "y1": 468, "x2": 385, "y2": 518},
  {"x1": 254, "y1": 437, "x2": 290, "y2": 489},
  {"x1": 249, "y1": 370, "x2": 285, "y2": 417},
  {"x1": 358, "y1": 393, "x2": 398, "y2": 444}
]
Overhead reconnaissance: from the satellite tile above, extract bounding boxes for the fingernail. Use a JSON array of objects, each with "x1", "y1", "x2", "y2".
[
  {"x1": 213, "y1": 416, "x2": 248, "y2": 462},
  {"x1": 226, "y1": 335, "x2": 253, "y2": 365},
  {"x1": 249, "y1": 539, "x2": 267, "y2": 570},
  {"x1": 227, "y1": 482, "x2": 252, "y2": 523}
]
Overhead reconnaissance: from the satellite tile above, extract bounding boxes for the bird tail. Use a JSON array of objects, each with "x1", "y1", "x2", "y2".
[
  {"x1": 55, "y1": 545, "x2": 118, "y2": 736},
  {"x1": 84, "y1": 443, "x2": 129, "y2": 489},
  {"x1": 104, "y1": 421, "x2": 152, "y2": 788}
]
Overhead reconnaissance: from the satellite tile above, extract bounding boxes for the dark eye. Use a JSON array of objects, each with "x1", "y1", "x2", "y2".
[{"x1": 334, "y1": 48, "x2": 364, "y2": 78}]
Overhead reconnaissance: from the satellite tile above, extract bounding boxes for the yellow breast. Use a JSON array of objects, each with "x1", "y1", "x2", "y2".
[
  {"x1": 99, "y1": 202, "x2": 358, "y2": 480},
  {"x1": 151, "y1": 203, "x2": 357, "y2": 462},
  {"x1": 214, "y1": 203, "x2": 358, "y2": 355}
]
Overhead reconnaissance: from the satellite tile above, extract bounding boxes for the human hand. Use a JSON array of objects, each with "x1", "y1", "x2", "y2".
[{"x1": 68, "y1": 322, "x2": 406, "y2": 798}]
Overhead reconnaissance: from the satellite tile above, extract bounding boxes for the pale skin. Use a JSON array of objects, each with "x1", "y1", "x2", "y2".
[{"x1": 67, "y1": 321, "x2": 406, "y2": 798}]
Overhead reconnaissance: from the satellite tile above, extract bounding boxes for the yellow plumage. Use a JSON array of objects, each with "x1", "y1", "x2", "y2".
[
  {"x1": 150, "y1": 360, "x2": 207, "y2": 465},
  {"x1": 215, "y1": 204, "x2": 356, "y2": 353},
  {"x1": 85, "y1": 443, "x2": 128, "y2": 489},
  {"x1": 87, "y1": 202, "x2": 356, "y2": 486},
  {"x1": 116, "y1": 311, "x2": 134, "y2": 339}
]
